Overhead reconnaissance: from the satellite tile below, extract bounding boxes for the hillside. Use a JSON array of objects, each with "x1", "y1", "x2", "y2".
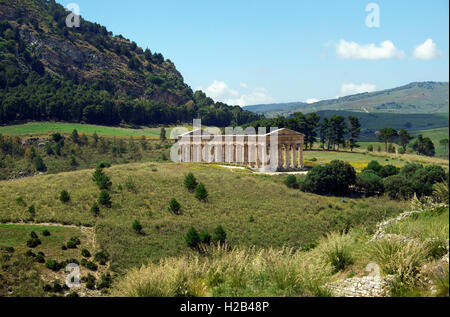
[
  {"x1": 315, "y1": 110, "x2": 449, "y2": 140},
  {"x1": 0, "y1": 0, "x2": 260, "y2": 126},
  {"x1": 247, "y1": 82, "x2": 449, "y2": 117}
]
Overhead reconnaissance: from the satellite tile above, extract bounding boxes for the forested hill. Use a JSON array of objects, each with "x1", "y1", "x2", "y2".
[
  {"x1": 0, "y1": 0, "x2": 261, "y2": 126},
  {"x1": 247, "y1": 82, "x2": 449, "y2": 117}
]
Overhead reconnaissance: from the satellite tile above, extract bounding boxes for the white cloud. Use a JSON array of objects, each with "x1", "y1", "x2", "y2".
[
  {"x1": 200, "y1": 81, "x2": 273, "y2": 107},
  {"x1": 306, "y1": 98, "x2": 320, "y2": 104},
  {"x1": 227, "y1": 88, "x2": 274, "y2": 107},
  {"x1": 340, "y1": 83, "x2": 377, "y2": 96},
  {"x1": 336, "y1": 40, "x2": 405, "y2": 60},
  {"x1": 202, "y1": 80, "x2": 239, "y2": 100},
  {"x1": 413, "y1": 39, "x2": 443, "y2": 60}
]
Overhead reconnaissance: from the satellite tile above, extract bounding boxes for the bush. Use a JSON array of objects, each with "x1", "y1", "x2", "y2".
[
  {"x1": 356, "y1": 170, "x2": 384, "y2": 196},
  {"x1": 66, "y1": 240, "x2": 77, "y2": 249},
  {"x1": 97, "y1": 161, "x2": 111, "y2": 168},
  {"x1": 185, "y1": 227, "x2": 200, "y2": 248},
  {"x1": 27, "y1": 205, "x2": 35, "y2": 216},
  {"x1": 199, "y1": 230, "x2": 212, "y2": 245},
  {"x1": 42, "y1": 230, "x2": 50, "y2": 236},
  {"x1": 26, "y1": 238, "x2": 41, "y2": 248},
  {"x1": 301, "y1": 160, "x2": 356, "y2": 195},
  {"x1": 367, "y1": 145, "x2": 374, "y2": 152},
  {"x1": 35, "y1": 253, "x2": 45, "y2": 263},
  {"x1": 84, "y1": 261, "x2": 98, "y2": 271},
  {"x1": 30, "y1": 231, "x2": 38, "y2": 239},
  {"x1": 383, "y1": 175, "x2": 414, "y2": 200},
  {"x1": 84, "y1": 273, "x2": 96, "y2": 290},
  {"x1": 168, "y1": 198, "x2": 181, "y2": 215},
  {"x1": 59, "y1": 190, "x2": 70, "y2": 203},
  {"x1": 94, "y1": 250, "x2": 110, "y2": 265},
  {"x1": 319, "y1": 232, "x2": 354, "y2": 273},
  {"x1": 45, "y1": 260, "x2": 61, "y2": 271},
  {"x1": 364, "y1": 160, "x2": 383, "y2": 175},
  {"x1": 425, "y1": 239, "x2": 448, "y2": 260},
  {"x1": 132, "y1": 220, "x2": 143, "y2": 234},
  {"x1": 97, "y1": 273, "x2": 112, "y2": 290},
  {"x1": 283, "y1": 175, "x2": 298, "y2": 189},
  {"x1": 81, "y1": 249, "x2": 91, "y2": 258},
  {"x1": 195, "y1": 183, "x2": 208, "y2": 201},
  {"x1": 33, "y1": 155, "x2": 46, "y2": 172},
  {"x1": 98, "y1": 190, "x2": 112, "y2": 207},
  {"x1": 90, "y1": 202, "x2": 100, "y2": 217},
  {"x1": 184, "y1": 173, "x2": 198, "y2": 192},
  {"x1": 92, "y1": 167, "x2": 112, "y2": 190},
  {"x1": 212, "y1": 225, "x2": 227, "y2": 244},
  {"x1": 379, "y1": 165, "x2": 399, "y2": 178}
]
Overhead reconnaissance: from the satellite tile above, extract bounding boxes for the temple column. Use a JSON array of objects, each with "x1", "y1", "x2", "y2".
[
  {"x1": 283, "y1": 144, "x2": 288, "y2": 169},
  {"x1": 299, "y1": 143, "x2": 304, "y2": 168},
  {"x1": 292, "y1": 144, "x2": 297, "y2": 168},
  {"x1": 278, "y1": 144, "x2": 283, "y2": 170},
  {"x1": 244, "y1": 142, "x2": 249, "y2": 165}
]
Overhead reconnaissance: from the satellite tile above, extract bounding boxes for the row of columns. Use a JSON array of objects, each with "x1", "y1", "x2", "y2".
[{"x1": 178, "y1": 141, "x2": 304, "y2": 170}]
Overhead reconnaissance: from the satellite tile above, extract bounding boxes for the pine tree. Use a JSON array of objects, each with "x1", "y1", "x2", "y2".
[
  {"x1": 92, "y1": 167, "x2": 112, "y2": 190},
  {"x1": 185, "y1": 227, "x2": 200, "y2": 248},
  {"x1": 168, "y1": 198, "x2": 181, "y2": 214},
  {"x1": 98, "y1": 190, "x2": 112, "y2": 207},
  {"x1": 132, "y1": 220, "x2": 142, "y2": 234},
  {"x1": 212, "y1": 226, "x2": 226, "y2": 244},
  {"x1": 195, "y1": 183, "x2": 208, "y2": 201},
  {"x1": 184, "y1": 173, "x2": 198, "y2": 192}
]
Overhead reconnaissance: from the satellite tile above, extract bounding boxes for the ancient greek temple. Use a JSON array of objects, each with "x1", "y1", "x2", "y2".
[{"x1": 176, "y1": 128, "x2": 304, "y2": 171}]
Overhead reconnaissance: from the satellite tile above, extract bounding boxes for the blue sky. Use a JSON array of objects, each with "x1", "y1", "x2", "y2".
[{"x1": 58, "y1": 0, "x2": 449, "y2": 106}]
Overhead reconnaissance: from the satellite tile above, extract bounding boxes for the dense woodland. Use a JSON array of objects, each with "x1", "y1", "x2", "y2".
[{"x1": 0, "y1": 0, "x2": 261, "y2": 127}]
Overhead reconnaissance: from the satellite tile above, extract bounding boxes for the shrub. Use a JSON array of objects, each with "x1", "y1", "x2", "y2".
[
  {"x1": 283, "y1": 175, "x2": 298, "y2": 189},
  {"x1": 66, "y1": 240, "x2": 77, "y2": 249},
  {"x1": 132, "y1": 220, "x2": 143, "y2": 234},
  {"x1": 84, "y1": 273, "x2": 96, "y2": 290},
  {"x1": 81, "y1": 249, "x2": 91, "y2": 258},
  {"x1": 185, "y1": 227, "x2": 200, "y2": 248},
  {"x1": 30, "y1": 231, "x2": 38, "y2": 239},
  {"x1": 45, "y1": 260, "x2": 61, "y2": 271},
  {"x1": 368, "y1": 239, "x2": 429, "y2": 296},
  {"x1": 424, "y1": 239, "x2": 448, "y2": 260},
  {"x1": 59, "y1": 190, "x2": 70, "y2": 203},
  {"x1": 379, "y1": 165, "x2": 399, "y2": 178},
  {"x1": 26, "y1": 238, "x2": 41, "y2": 248},
  {"x1": 383, "y1": 175, "x2": 414, "y2": 200},
  {"x1": 27, "y1": 205, "x2": 35, "y2": 216},
  {"x1": 356, "y1": 170, "x2": 384, "y2": 196},
  {"x1": 168, "y1": 198, "x2": 181, "y2": 214},
  {"x1": 433, "y1": 182, "x2": 449, "y2": 204},
  {"x1": 66, "y1": 291, "x2": 79, "y2": 297},
  {"x1": 61, "y1": 245, "x2": 67, "y2": 251},
  {"x1": 199, "y1": 230, "x2": 212, "y2": 245},
  {"x1": 92, "y1": 167, "x2": 112, "y2": 190},
  {"x1": 97, "y1": 161, "x2": 111, "y2": 168},
  {"x1": 90, "y1": 202, "x2": 100, "y2": 217},
  {"x1": 97, "y1": 273, "x2": 112, "y2": 290},
  {"x1": 319, "y1": 232, "x2": 354, "y2": 273},
  {"x1": 33, "y1": 155, "x2": 46, "y2": 172},
  {"x1": 84, "y1": 261, "x2": 98, "y2": 271},
  {"x1": 98, "y1": 190, "x2": 112, "y2": 207},
  {"x1": 364, "y1": 160, "x2": 383, "y2": 175},
  {"x1": 184, "y1": 173, "x2": 198, "y2": 192},
  {"x1": 42, "y1": 230, "x2": 50, "y2": 236},
  {"x1": 94, "y1": 251, "x2": 109, "y2": 265},
  {"x1": 301, "y1": 160, "x2": 356, "y2": 195},
  {"x1": 367, "y1": 145, "x2": 374, "y2": 152},
  {"x1": 195, "y1": 183, "x2": 208, "y2": 201},
  {"x1": 35, "y1": 253, "x2": 45, "y2": 263},
  {"x1": 212, "y1": 225, "x2": 227, "y2": 244}
]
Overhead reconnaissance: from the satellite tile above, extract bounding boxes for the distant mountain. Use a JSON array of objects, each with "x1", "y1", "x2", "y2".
[{"x1": 246, "y1": 82, "x2": 449, "y2": 118}]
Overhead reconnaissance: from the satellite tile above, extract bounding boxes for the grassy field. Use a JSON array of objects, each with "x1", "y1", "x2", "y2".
[
  {"x1": 0, "y1": 162, "x2": 408, "y2": 271},
  {"x1": 0, "y1": 122, "x2": 171, "y2": 138},
  {"x1": 303, "y1": 149, "x2": 449, "y2": 172}
]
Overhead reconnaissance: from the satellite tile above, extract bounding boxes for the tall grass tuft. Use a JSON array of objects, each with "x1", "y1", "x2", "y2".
[{"x1": 112, "y1": 244, "x2": 332, "y2": 297}]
